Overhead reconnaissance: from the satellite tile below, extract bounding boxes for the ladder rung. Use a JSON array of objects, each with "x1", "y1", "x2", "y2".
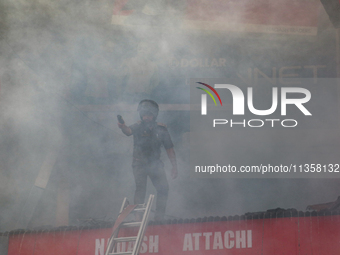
[
  {"x1": 109, "y1": 252, "x2": 132, "y2": 255},
  {"x1": 114, "y1": 236, "x2": 137, "y2": 242},
  {"x1": 133, "y1": 208, "x2": 146, "y2": 212},
  {"x1": 121, "y1": 222, "x2": 142, "y2": 228}
]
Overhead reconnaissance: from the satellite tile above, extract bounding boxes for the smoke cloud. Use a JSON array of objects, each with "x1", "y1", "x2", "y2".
[{"x1": 0, "y1": 0, "x2": 339, "y2": 232}]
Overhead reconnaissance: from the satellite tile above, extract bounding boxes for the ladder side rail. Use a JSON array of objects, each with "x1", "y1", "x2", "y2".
[
  {"x1": 105, "y1": 237, "x2": 116, "y2": 255},
  {"x1": 119, "y1": 197, "x2": 129, "y2": 214}
]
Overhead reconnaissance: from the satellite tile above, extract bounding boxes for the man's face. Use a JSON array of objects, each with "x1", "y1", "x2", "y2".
[{"x1": 142, "y1": 114, "x2": 154, "y2": 122}]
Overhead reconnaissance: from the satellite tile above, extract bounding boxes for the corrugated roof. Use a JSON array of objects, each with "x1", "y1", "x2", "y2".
[{"x1": 3, "y1": 207, "x2": 340, "y2": 236}]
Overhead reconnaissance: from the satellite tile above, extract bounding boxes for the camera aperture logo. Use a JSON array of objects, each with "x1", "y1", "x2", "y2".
[
  {"x1": 196, "y1": 82, "x2": 223, "y2": 113},
  {"x1": 196, "y1": 82, "x2": 312, "y2": 128}
]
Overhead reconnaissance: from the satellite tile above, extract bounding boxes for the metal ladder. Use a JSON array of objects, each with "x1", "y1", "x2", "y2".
[{"x1": 105, "y1": 194, "x2": 154, "y2": 255}]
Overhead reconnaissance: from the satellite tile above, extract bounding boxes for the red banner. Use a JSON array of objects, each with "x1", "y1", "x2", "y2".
[
  {"x1": 8, "y1": 215, "x2": 340, "y2": 255},
  {"x1": 111, "y1": 0, "x2": 320, "y2": 35}
]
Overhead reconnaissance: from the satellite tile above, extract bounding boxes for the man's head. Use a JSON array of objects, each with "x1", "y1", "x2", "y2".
[{"x1": 138, "y1": 99, "x2": 159, "y2": 121}]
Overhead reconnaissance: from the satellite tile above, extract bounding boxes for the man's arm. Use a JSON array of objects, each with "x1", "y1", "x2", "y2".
[
  {"x1": 118, "y1": 123, "x2": 132, "y2": 136},
  {"x1": 166, "y1": 147, "x2": 178, "y2": 179}
]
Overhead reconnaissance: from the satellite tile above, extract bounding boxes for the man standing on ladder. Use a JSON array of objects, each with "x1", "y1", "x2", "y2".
[{"x1": 118, "y1": 100, "x2": 178, "y2": 221}]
